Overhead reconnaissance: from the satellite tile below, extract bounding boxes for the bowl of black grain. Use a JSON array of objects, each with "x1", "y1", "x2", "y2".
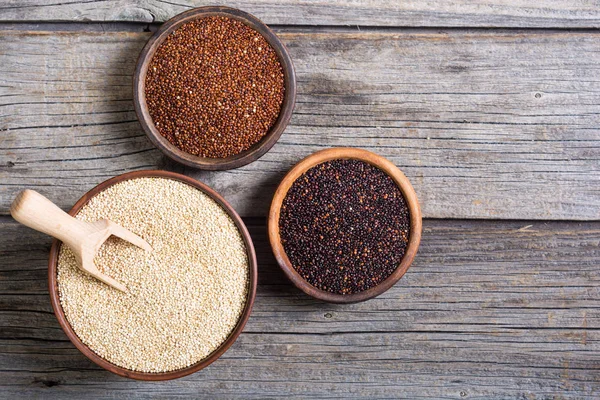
[
  {"x1": 268, "y1": 148, "x2": 422, "y2": 303},
  {"x1": 134, "y1": 6, "x2": 296, "y2": 170}
]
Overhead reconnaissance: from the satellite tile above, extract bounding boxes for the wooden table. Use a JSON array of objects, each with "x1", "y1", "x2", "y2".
[{"x1": 1, "y1": 2, "x2": 599, "y2": 398}]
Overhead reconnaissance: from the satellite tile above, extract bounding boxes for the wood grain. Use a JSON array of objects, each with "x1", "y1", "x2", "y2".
[
  {"x1": 1, "y1": 217, "x2": 599, "y2": 398},
  {"x1": 0, "y1": 1, "x2": 599, "y2": 28},
  {"x1": 0, "y1": 30, "x2": 598, "y2": 220}
]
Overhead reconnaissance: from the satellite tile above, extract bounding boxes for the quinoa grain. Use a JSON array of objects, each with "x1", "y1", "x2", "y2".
[
  {"x1": 57, "y1": 178, "x2": 249, "y2": 373},
  {"x1": 279, "y1": 160, "x2": 410, "y2": 295},
  {"x1": 145, "y1": 16, "x2": 285, "y2": 158}
]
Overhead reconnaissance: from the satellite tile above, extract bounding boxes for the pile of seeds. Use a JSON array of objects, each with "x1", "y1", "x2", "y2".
[
  {"x1": 145, "y1": 16, "x2": 285, "y2": 158},
  {"x1": 279, "y1": 160, "x2": 410, "y2": 295},
  {"x1": 57, "y1": 178, "x2": 249, "y2": 373}
]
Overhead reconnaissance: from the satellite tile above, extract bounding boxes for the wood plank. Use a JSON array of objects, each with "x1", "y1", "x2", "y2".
[
  {"x1": 0, "y1": 30, "x2": 599, "y2": 220},
  {"x1": 0, "y1": 1, "x2": 600, "y2": 28},
  {"x1": 1, "y1": 217, "x2": 599, "y2": 398}
]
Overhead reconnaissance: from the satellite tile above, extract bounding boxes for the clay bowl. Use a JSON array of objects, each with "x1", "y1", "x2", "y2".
[
  {"x1": 133, "y1": 6, "x2": 296, "y2": 170},
  {"x1": 268, "y1": 148, "x2": 422, "y2": 304},
  {"x1": 48, "y1": 170, "x2": 258, "y2": 380}
]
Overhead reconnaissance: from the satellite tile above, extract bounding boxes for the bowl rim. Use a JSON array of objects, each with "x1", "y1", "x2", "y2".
[
  {"x1": 48, "y1": 170, "x2": 258, "y2": 380},
  {"x1": 268, "y1": 147, "x2": 422, "y2": 304},
  {"x1": 133, "y1": 6, "x2": 296, "y2": 170}
]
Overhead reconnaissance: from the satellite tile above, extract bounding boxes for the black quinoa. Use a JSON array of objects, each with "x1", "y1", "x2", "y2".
[{"x1": 279, "y1": 159, "x2": 410, "y2": 295}]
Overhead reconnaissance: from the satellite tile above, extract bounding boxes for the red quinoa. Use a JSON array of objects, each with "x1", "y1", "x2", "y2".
[
  {"x1": 145, "y1": 16, "x2": 285, "y2": 158},
  {"x1": 279, "y1": 159, "x2": 410, "y2": 295}
]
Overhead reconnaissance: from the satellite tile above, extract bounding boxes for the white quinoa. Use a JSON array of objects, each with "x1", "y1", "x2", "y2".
[{"x1": 56, "y1": 177, "x2": 249, "y2": 373}]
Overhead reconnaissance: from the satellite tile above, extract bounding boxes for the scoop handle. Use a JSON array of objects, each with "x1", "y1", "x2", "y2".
[{"x1": 10, "y1": 190, "x2": 89, "y2": 247}]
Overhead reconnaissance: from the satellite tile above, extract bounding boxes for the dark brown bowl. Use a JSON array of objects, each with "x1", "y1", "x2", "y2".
[
  {"x1": 133, "y1": 6, "x2": 296, "y2": 170},
  {"x1": 268, "y1": 148, "x2": 422, "y2": 304},
  {"x1": 48, "y1": 170, "x2": 258, "y2": 380}
]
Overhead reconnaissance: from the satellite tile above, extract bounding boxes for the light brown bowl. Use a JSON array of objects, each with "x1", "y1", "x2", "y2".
[
  {"x1": 268, "y1": 148, "x2": 422, "y2": 304},
  {"x1": 48, "y1": 170, "x2": 258, "y2": 380},
  {"x1": 133, "y1": 6, "x2": 296, "y2": 170}
]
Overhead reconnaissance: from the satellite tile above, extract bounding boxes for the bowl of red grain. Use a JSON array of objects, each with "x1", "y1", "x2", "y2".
[
  {"x1": 134, "y1": 6, "x2": 296, "y2": 170},
  {"x1": 268, "y1": 148, "x2": 422, "y2": 303}
]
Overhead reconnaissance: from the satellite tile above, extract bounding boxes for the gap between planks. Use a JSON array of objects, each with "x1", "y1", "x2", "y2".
[{"x1": 2, "y1": 21, "x2": 600, "y2": 33}]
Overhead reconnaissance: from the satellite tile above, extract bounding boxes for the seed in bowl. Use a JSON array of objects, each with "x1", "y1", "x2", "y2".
[
  {"x1": 145, "y1": 16, "x2": 285, "y2": 158},
  {"x1": 279, "y1": 159, "x2": 410, "y2": 295},
  {"x1": 57, "y1": 177, "x2": 249, "y2": 373}
]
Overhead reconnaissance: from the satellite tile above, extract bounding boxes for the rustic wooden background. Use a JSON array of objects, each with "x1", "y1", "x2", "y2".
[{"x1": 1, "y1": 1, "x2": 599, "y2": 398}]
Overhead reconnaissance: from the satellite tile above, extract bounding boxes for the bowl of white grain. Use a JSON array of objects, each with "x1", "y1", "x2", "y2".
[{"x1": 48, "y1": 170, "x2": 257, "y2": 380}]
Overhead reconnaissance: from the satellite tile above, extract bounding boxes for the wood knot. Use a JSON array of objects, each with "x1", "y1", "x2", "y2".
[{"x1": 33, "y1": 377, "x2": 62, "y2": 388}]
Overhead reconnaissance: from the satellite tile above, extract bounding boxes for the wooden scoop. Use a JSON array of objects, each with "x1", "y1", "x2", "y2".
[{"x1": 10, "y1": 189, "x2": 152, "y2": 292}]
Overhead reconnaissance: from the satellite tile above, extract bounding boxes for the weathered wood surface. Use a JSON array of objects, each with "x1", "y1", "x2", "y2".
[
  {"x1": 1, "y1": 30, "x2": 599, "y2": 220},
  {"x1": 1, "y1": 217, "x2": 599, "y2": 398},
  {"x1": 1, "y1": 1, "x2": 600, "y2": 28}
]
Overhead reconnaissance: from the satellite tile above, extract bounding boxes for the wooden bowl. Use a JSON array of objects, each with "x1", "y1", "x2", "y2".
[
  {"x1": 133, "y1": 6, "x2": 296, "y2": 170},
  {"x1": 268, "y1": 148, "x2": 422, "y2": 304},
  {"x1": 47, "y1": 170, "x2": 258, "y2": 380}
]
